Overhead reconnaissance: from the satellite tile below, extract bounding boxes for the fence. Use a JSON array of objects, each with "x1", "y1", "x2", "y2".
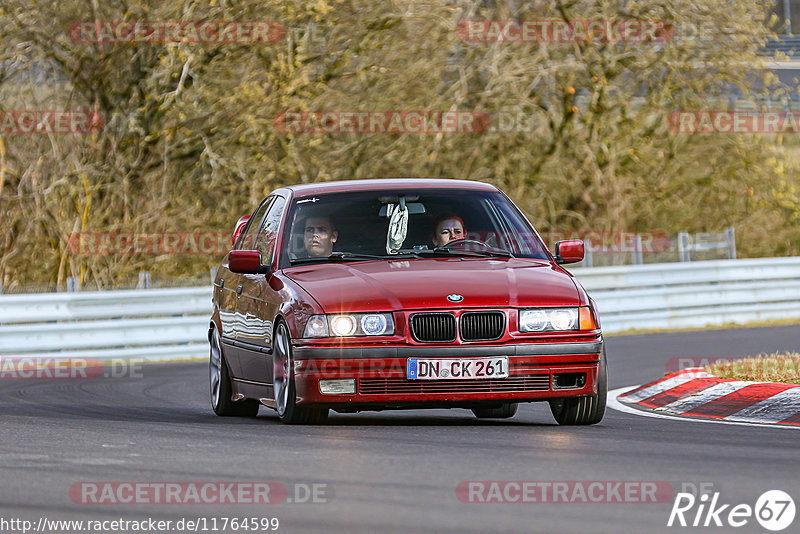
[
  {"x1": 1, "y1": 256, "x2": 799, "y2": 362},
  {"x1": 567, "y1": 227, "x2": 736, "y2": 268}
]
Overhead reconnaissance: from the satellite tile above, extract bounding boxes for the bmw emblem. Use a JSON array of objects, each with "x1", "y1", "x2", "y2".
[{"x1": 447, "y1": 294, "x2": 464, "y2": 303}]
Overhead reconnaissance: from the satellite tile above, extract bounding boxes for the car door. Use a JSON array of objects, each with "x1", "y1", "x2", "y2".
[
  {"x1": 235, "y1": 195, "x2": 287, "y2": 384},
  {"x1": 221, "y1": 196, "x2": 274, "y2": 378}
]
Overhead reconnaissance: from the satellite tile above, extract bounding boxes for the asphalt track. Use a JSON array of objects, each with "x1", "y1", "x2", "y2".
[{"x1": 2, "y1": 324, "x2": 800, "y2": 534}]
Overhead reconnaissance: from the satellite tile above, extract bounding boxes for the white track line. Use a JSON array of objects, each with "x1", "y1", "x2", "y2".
[{"x1": 608, "y1": 386, "x2": 800, "y2": 430}]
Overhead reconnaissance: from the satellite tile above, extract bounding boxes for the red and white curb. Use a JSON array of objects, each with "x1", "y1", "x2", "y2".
[{"x1": 610, "y1": 368, "x2": 800, "y2": 428}]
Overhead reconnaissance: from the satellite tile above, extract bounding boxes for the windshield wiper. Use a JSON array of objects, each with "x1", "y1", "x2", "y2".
[
  {"x1": 397, "y1": 248, "x2": 513, "y2": 258},
  {"x1": 290, "y1": 252, "x2": 401, "y2": 265},
  {"x1": 436, "y1": 248, "x2": 513, "y2": 258}
]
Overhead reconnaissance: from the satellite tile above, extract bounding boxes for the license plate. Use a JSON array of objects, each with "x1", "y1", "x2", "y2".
[{"x1": 407, "y1": 357, "x2": 509, "y2": 380}]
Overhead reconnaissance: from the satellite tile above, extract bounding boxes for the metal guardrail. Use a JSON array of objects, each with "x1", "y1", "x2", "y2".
[
  {"x1": 1, "y1": 257, "x2": 799, "y2": 362},
  {"x1": 0, "y1": 288, "x2": 211, "y2": 361},
  {"x1": 572, "y1": 256, "x2": 800, "y2": 332}
]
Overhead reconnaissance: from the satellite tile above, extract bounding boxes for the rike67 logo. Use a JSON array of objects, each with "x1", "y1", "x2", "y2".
[{"x1": 668, "y1": 490, "x2": 796, "y2": 531}]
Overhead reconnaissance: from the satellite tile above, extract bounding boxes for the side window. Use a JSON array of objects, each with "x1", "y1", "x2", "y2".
[
  {"x1": 236, "y1": 198, "x2": 274, "y2": 250},
  {"x1": 253, "y1": 196, "x2": 287, "y2": 264}
]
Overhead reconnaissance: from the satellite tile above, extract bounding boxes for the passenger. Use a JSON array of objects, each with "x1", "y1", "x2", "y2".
[
  {"x1": 432, "y1": 214, "x2": 466, "y2": 247},
  {"x1": 303, "y1": 216, "x2": 338, "y2": 257}
]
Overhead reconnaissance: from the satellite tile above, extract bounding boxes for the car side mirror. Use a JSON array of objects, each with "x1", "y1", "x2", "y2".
[
  {"x1": 229, "y1": 250, "x2": 270, "y2": 274},
  {"x1": 232, "y1": 215, "x2": 251, "y2": 247},
  {"x1": 554, "y1": 239, "x2": 584, "y2": 264}
]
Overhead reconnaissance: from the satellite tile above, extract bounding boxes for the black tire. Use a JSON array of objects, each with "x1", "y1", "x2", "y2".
[
  {"x1": 273, "y1": 321, "x2": 329, "y2": 425},
  {"x1": 549, "y1": 348, "x2": 608, "y2": 425},
  {"x1": 472, "y1": 402, "x2": 518, "y2": 419},
  {"x1": 209, "y1": 326, "x2": 259, "y2": 417}
]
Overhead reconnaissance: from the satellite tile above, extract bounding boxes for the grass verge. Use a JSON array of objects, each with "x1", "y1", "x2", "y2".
[
  {"x1": 606, "y1": 317, "x2": 800, "y2": 337},
  {"x1": 706, "y1": 352, "x2": 800, "y2": 385}
]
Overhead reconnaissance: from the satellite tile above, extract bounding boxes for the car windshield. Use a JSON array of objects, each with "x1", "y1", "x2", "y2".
[{"x1": 279, "y1": 188, "x2": 551, "y2": 266}]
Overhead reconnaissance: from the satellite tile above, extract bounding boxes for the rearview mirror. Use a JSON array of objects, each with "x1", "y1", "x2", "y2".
[
  {"x1": 378, "y1": 202, "x2": 426, "y2": 216},
  {"x1": 229, "y1": 250, "x2": 269, "y2": 274},
  {"x1": 554, "y1": 240, "x2": 584, "y2": 264}
]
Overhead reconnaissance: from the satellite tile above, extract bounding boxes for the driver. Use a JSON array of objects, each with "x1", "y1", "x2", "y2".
[
  {"x1": 303, "y1": 216, "x2": 338, "y2": 257},
  {"x1": 432, "y1": 214, "x2": 465, "y2": 247}
]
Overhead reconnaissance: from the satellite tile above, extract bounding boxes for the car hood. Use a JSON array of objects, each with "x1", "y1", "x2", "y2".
[{"x1": 283, "y1": 258, "x2": 581, "y2": 312}]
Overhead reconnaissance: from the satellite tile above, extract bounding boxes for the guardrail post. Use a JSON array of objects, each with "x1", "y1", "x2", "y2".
[
  {"x1": 66, "y1": 277, "x2": 77, "y2": 292},
  {"x1": 138, "y1": 271, "x2": 151, "y2": 289},
  {"x1": 583, "y1": 239, "x2": 593, "y2": 268},
  {"x1": 632, "y1": 234, "x2": 643, "y2": 265},
  {"x1": 678, "y1": 232, "x2": 690, "y2": 262},
  {"x1": 726, "y1": 227, "x2": 736, "y2": 259}
]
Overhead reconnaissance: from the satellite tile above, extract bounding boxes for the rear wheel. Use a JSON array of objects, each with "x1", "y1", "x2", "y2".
[
  {"x1": 472, "y1": 402, "x2": 518, "y2": 419},
  {"x1": 273, "y1": 322, "x2": 329, "y2": 425},
  {"x1": 209, "y1": 327, "x2": 259, "y2": 417},
  {"x1": 549, "y1": 349, "x2": 608, "y2": 425}
]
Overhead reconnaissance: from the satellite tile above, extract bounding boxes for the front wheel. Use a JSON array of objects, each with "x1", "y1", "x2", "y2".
[
  {"x1": 209, "y1": 327, "x2": 259, "y2": 417},
  {"x1": 549, "y1": 349, "x2": 607, "y2": 425},
  {"x1": 273, "y1": 322, "x2": 329, "y2": 425}
]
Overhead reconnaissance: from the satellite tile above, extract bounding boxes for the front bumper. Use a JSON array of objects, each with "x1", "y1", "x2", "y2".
[{"x1": 292, "y1": 341, "x2": 602, "y2": 409}]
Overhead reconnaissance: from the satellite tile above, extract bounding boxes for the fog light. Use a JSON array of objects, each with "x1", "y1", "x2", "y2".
[
  {"x1": 319, "y1": 379, "x2": 356, "y2": 395},
  {"x1": 552, "y1": 372, "x2": 587, "y2": 389}
]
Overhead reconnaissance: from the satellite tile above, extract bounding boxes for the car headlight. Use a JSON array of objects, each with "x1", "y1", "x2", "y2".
[
  {"x1": 361, "y1": 314, "x2": 388, "y2": 335},
  {"x1": 303, "y1": 313, "x2": 394, "y2": 338},
  {"x1": 304, "y1": 315, "x2": 329, "y2": 337},
  {"x1": 519, "y1": 308, "x2": 580, "y2": 332},
  {"x1": 330, "y1": 315, "x2": 357, "y2": 337},
  {"x1": 519, "y1": 309, "x2": 548, "y2": 332}
]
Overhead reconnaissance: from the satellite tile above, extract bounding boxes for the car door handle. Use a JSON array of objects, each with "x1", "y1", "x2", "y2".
[{"x1": 237, "y1": 285, "x2": 243, "y2": 296}]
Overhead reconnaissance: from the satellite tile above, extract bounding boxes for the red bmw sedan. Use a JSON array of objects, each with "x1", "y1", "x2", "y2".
[{"x1": 209, "y1": 179, "x2": 606, "y2": 424}]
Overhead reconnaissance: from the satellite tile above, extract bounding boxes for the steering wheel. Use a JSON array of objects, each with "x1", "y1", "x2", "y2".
[{"x1": 440, "y1": 238, "x2": 491, "y2": 250}]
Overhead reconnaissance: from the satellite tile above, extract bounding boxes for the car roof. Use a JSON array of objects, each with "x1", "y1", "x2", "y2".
[{"x1": 283, "y1": 178, "x2": 499, "y2": 197}]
